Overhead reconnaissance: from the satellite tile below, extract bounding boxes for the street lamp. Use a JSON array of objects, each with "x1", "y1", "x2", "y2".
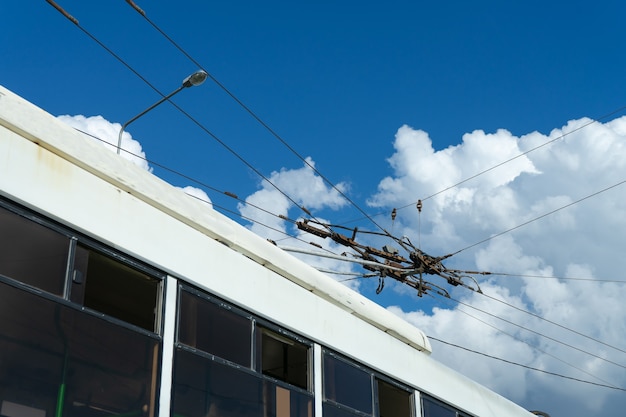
[{"x1": 117, "y1": 70, "x2": 208, "y2": 154}]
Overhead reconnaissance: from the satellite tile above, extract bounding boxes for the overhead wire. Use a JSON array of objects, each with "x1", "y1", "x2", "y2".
[
  {"x1": 351, "y1": 265, "x2": 626, "y2": 373},
  {"x1": 122, "y1": 0, "x2": 390, "y2": 235},
  {"x1": 449, "y1": 295, "x2": 626, "y2": 370},
  {"x1": 449, "y1": 179, "x2": 626, "y2": 257},
  {"x1": 416, "y1": 291, "x2": 623, "y2": 389},
  {"x1": 46, "y1": 0, "x2": 384, "y2": 282},
  {"x1": 430, "y1": 294, "x2": 623, "y2": 389},
  {"x1": 319, "y1": 269, "x2": 378, "y2": 278},
  {"x1": 486, "y1": 272, "x2": 626, "y2": 283},
  {"x1": 429, "y1": 336, "x2": 626, "y2": 392},
  {"x1": 45, "y1": 0, "x2": 330, "y2": 232},
  {"x1": 477, "y1": 290, "x2": 626, "y2": 356}
]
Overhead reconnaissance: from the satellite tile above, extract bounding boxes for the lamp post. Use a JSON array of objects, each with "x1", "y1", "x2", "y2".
[{"x1": 117, "y1": 70, "x2": 208, "y2": 154}]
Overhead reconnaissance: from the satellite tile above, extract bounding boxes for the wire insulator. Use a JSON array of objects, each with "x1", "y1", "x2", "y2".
[
  {"x1": 125, "y1": 0, "x2": 146, "y2": 16},
  {"x1": 416, "y1": 200, "x2": 423, "y2": 213},
  {"x1": 45, "y1": 0, "x2": 79, "y2": 25},
  {"x1": 391, "y1": 208, "x2": 397, "y2": 221}
]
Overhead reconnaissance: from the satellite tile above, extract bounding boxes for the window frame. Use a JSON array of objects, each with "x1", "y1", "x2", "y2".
[
  {"x1": 176, "y1": 283, "x2": 314, "y2": 394},
  {"x1": 256, "y1": 325, "x2": 312, "y2": 391},
  {"x1": 375, "y1": 375, "x2": 415, "y2": 417},
  {"x1": 322, "y1": 349, "x2": 416, "y2": 417},
  {"x1": 0, "y1": 197, "x2": 166, "y2": 337},
  {"x1": 176, "y1": 284, "x2": 255, "y2": 368}
]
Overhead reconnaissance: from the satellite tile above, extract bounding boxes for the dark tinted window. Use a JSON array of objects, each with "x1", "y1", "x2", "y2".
[
  {"x1": 172, "y1": 348, "x2": 313, "y2": 417},
  {"x1": 422, "y1": 396, "x2": 456, "y2": 417},
  {"x1": 71, "y1": 245, "x2": 160, "y2": 332},
  {"x1": 0, "y1": 206, "x2": 69, "y2": 295},
  {"x1": 323, "y1": 353, "x2": 373, "y2": 415},
  {"x1": 178, "y1": 289, "x2": 252, "y2": 366},
  {"x1": 259, "y1": 328, "x2": 310, "y2": 390},
  {"x1": 378, "y1": 379, "x2": 412, "y2": 417},
  {"x1": 0, "y1": 281, "x2": 160, "y2": 417}
]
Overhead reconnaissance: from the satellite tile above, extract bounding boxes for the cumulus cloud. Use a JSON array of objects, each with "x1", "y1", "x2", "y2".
[
  {"x1": 57, "y1": 114, "x2": 151, "y2": 171},
  {"x1": 238, "y1": 157, "x2": 349, "y2": 234},
  {"x1": 179, "y1": 185, "x2": 212, "y2": 206},
  {"x1": 368, "y1": 117, "x2": 626, "y2": 415},
  {"x1": 237, "y1": 119, "x2": 626, "y2": 415},
  {"x1": 237, "y1": 158, "x2": 361, "y2": 287}
]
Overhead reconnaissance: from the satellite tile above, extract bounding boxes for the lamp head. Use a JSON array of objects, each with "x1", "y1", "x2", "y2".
[{"x1": 182, "y1": 70, "x2": 208, "y2": 88}]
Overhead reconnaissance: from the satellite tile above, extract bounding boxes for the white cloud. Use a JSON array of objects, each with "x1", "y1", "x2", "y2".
[
  {"x1": 238, "y1": 158, "x2": 361, "y2": 287},
  {"x1": 368, "y1": 125, "x2": 538, "y2": 209},
  {"x1": 238, "y1": 157, "x2": 349, "y2": 234},
  {"x1": 57, "y1": 114, "x2": 151, "y2": 171},
  {"x1": 179, "y1": 186, "x2": 212, "y2": 206},
  {"x1": 367, "y1": 117, "x2": 626, "y2": 415}
]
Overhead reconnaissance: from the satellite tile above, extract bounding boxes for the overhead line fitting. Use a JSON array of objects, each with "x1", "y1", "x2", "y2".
[
  {"x1": 45, "y1": 0, "x2": 78, "y2": 25},
  {"x1": 296, "y1": 219, "x2": 484, "y2": 297}
]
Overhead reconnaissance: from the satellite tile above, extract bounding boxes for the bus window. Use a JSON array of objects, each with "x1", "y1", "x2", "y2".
[
  {"x1": 0, "y1": 206, "x2": 69, "y2": 296},
  {"x1": 258, "y1": 328, "x2": 310, "y2": 390},
  {"x1": 422, "y1": 395, "x2": 456, "y2": 417},
  {"x1": 71, "y1": 245, "x2": 160, "y2": 332},
  {"x1": 323, "y1": 353, "x2": 373, "y2": 415},
  {"x1": 178, "y1": 288, "x2": 252, "y2": 367},
  {"x1": 377, "y1": 378, "x2": 412, "y2": 417}
]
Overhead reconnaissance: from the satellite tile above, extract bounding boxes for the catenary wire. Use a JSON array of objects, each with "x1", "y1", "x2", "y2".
[
  {"x1": 429, "y1": 336, "x2": 626, "y2": 392},
  {"x1": 330, "y1": 252, "x2": 626, "y2": 359},
  {"x1": 449, "y1": 296, "x2": 626, "y2": 370},
  {"x1": 477, "y1": 289, "x2": 626, "y2": 356},
  {"x1": 487, "y1": 272, "x2": 626, "y2": 283},
  {"x1": 449, "y1": 179, "x2": 626, "y2": 257},
  {"x1": 122, "y1": 0, "x2": 389, "y2": 235},
  {"x1": 45, "y1": 0, "x2": 332, "y2": 232},
  {"x1": 358, "y1": 268, "x2": 626, "y2": 380},
  {"x1": 417, "y1": 291, "x2": 622, "y2": 388},
  {"x1": 431, "y1": 294, "x2": 623, "y2": 389}
]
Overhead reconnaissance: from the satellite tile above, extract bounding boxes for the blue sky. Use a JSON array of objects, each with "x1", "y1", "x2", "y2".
[{"x1": 4, "y1": 1, "x2": 626, "y2": 416}]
